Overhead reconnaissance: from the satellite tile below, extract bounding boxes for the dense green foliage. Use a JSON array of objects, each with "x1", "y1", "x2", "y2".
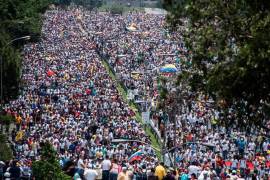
[
  {"x1": 98, "y1": 4, "x2": 144, "y2": 13},
  {"x1": 0, "y1": 0, "x2": 52, "y2": 102},
  {"x1": 32, "y1": 142, "x2": 70, "y2": 180},
  {"x1": 55, "y1": 0, "x2": 103, "y2": 10},
  {"x1": 54, "y1": 0, "x2": 71, "y2": 6},
  {"x1": 0, "y1": 134, "x2": 13, "y2": 161},
  {"x1": 110, "y1": 4, "x2": 125, "y2": 14},
  {"x1": 0, "y1": 114, "x2": 15, "y2": 133},
  {"x1": 163, "y1": 0, "x2": 270, "y2": 128}
]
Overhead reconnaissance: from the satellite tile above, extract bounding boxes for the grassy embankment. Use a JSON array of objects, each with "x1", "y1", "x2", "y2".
[{"x1": 101, "y1": 60, "x2": 162, "y2": 160}]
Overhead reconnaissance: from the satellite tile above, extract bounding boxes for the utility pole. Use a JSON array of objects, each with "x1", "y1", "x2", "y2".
[
  {"x1": 173, "y1": 88, "x2": 181, "y2": 167},
  {"x1": 167, "y1": 93, "x2": 178, "y2": 167},
  {"x1": 161, "y1": 77, "x2": 184, "y2": 167}
]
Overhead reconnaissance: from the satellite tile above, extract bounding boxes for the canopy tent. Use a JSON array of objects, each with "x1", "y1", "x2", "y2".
[{"x1": 159, "y1": 64, "x2": 178, "y2": 73}]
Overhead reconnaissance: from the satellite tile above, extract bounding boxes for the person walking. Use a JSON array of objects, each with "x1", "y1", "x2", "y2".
[
  {"x1": 109, "y1": 159, "x2": 121, "y2": 180},
  {"x1": 84, "y1": 166, "x2": 98, "y2": 180},
  {"x1": 147, "y1": 168, "x2": 158, "y2": 180},
  {"x1": 155, "y1": 162, "x2": 166, "y2": 180},
  {"x1": 117, "y1": 167, "x2": 128, "y2": 180},
  {"x1": 7, "y1": 161, "x2": 21, "y2": 180},
  {"x1": 101, "y1": 155, "x2": 111, "y2": 180}
]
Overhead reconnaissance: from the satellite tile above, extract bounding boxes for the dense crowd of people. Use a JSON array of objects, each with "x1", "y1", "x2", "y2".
[
  {"x1": 83, "y1": 8, "x2": 270, "y2": 180},
  {"x1": 2, "y1": 8, "x2": 157, "y2": 180},
  {"x1": 1, "y1": 6, "x2": 270, "y2": 180}
]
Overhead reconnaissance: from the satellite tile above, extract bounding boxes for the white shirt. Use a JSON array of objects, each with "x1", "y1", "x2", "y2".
[
  {"x1": 231, "y1": 159, "x2": 238, "y2": 168},
  {"x1": 77, "y1": 158, "x2": 84, "y2": 169},
  {"x1": 84, "y1": 169, "x2": 98, "y2": 180},
  {"x1": 263, "y1": 142, "x2": 269, "y2": 151},
  {"x1": 222, "y1": 143, "x2": 229, "y2": 151},
  {"x1": 239, "y1": 159, "x2": 246, "y2": 168},
  {"x1": 229, "y1": 174, "x2": 238, "y2": 180},
  {"x1": 188, "y1": 165, "x2": 201, "y2": 176},
  {"x1": 101, "y1": 159, "x2": 111, "y2": 171},
  {"x1": 248, "y1": 142, "x2": 256, "y2": 151},
  {"x1": 198, "y1": 170, "x2": 211, "y2": 180}
]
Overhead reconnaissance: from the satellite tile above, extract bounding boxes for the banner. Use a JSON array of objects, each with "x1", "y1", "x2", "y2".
[{"x1": 142, "y1": 111, "x2": 150, "y2": 124}]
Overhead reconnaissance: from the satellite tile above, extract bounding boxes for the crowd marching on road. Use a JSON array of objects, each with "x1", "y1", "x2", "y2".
[
  {"x1": 88, "y1": 9, "x2": 270, "y2": 179},
  {"x1": 1, "y1": 6, "x2": 270, "y2": 180}
]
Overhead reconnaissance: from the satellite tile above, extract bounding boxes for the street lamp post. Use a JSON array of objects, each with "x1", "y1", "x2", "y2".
[
  {"x1": 172, "y1": 88, "x2": 181, "y2": 167},
  {"x1": 161, "y1": 75, "x2": 185, "y2": 167},
  {"x1": 0, "y1": 35, "x2": 30, "y2": 106}
]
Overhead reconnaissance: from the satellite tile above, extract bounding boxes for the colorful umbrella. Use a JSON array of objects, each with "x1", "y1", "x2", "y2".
[{"x1": 160, "y1": 64, "x2": 178, "y2": 73}]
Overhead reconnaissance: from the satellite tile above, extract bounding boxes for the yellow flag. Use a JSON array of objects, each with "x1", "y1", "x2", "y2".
[{"x1": 15, "y1": 131, "x2": 24, "y2": 142}]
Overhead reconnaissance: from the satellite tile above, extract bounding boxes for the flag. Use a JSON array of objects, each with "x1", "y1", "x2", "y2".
[
  {"x1": 129, "y1": 156, "x2": 142, "y2": 162},
  {"x1": 15, "y1": 131, "x2": 24, "y2": 142},
  {"x1": 128, "y1": 150, "x2": 144, "y2": 162},
  {"x1": 47, "y1": 69, "x2": 55, "y2": 77}
]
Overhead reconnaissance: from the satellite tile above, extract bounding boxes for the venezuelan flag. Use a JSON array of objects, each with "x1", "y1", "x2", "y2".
[{"x1": 128, "y1": 150, "x2": 144, "y2": 162}]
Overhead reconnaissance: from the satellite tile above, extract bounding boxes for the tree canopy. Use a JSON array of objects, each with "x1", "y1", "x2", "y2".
[
  {"x1": 163, "y1": 0, "x2": 270, "y2": 129},
  {"x1": 32, "y1": 142, "x2": 70, "y2": 180},
  {"x1": 0, "y1": 0, "x2": 52, "y2": 102}
]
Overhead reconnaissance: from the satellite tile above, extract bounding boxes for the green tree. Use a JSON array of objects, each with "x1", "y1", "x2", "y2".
[
  {"x1": 110, "y1": 4, "x2": 124, "y2": 15},
  {"x1": 163, "y1": 0, "x2": 270, "y2": 129},
  {"x1": 0, "y1": 0, "x2": 52, "y2": 102},
  {"x1": 156, "y1": 0, "x2": 164, "y2": 8},
  {"x1": 0, "y1": 0, "x2": 52, "y2": 40},
  {"x1": 32, "y1": 142, "x2": 70, "y2": 180},
  {"x1": 66, "y1": 0, "x2": 102, "y2": 10},
  {"x1": 0, "y1": 114, "x2": 15, "y2": 133},
  {"x1": 0, "y1": 32, "x2": 21, "y2": 100}
]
